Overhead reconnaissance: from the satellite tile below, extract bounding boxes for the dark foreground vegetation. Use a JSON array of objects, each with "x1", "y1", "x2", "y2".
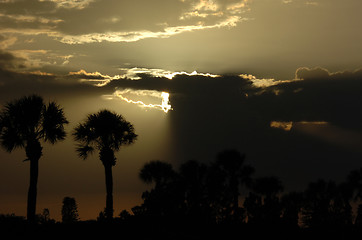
[
  {"x1": 1, "y1": 214, "x2": 362, "y2": 239},
  {"x1": 2, "y1": 150, "x2": 362, "y2": 238},
  {"x1": 1, "y1": 215, "x2": 362, "y2": 239}
]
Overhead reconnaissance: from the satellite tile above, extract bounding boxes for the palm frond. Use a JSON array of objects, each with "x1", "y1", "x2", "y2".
[
  {"x1": 139, "y1": 160, "x2": 175, "y2": 185},
  {"x1": 42, "y1": 101, "x2": 69, "y2": 144},
  {"x1": 12, "y1": 95, "x2": 44, "y2": 137},
  {"x1": 0, "y1": 95, "x2": 43, "y2": 151},
  {"x1": 0, "y1": 124, "x2": 25, "y2": 152},
  {"x1": 75, "y1": 144, "x2": 94, "y2": 160},
  {"x1": 73, "y1": 109, "x2": 137, "y2": 159},
  {"x1": 73, "y1": 122, "x2": 96, "y2": 144},
  {"x1": 0, "y1": 95, "x2": 69, "y2": 152}
]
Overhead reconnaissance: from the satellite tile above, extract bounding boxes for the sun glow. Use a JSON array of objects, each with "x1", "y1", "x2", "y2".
[
  {"x1": 107, "y1": 89, "x2": 172, "y2": 113},
  {"x1": 160, "y1": 92, "x2": 172, "y2": 113}
]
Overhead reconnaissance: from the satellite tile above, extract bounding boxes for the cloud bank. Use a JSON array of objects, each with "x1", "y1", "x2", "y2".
[{"x1": 0, "y1": 0, "x2": 250, "y2": 44}]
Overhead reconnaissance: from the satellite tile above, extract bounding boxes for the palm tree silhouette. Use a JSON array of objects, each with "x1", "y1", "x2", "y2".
[
  {"x1": 302, "y1": 179, "x2": 336, "y2": 228},
  {"x1": 73, "y1": 109, "x2": 137, "y2": 220},
  {"x1": 138, "y1": 160, "x2": 182, "y2": 217},
  {"x1": 280, "y1": 191, "x2": 304, "y2": 227},
  {"x1": 0, "y1": 95, "x2": 68, "y2": 222},
  {"x1": 179, "y1": 160, "x2": 208, "y2": 218},
  {"x1": 139, "y1": 160, "x2": 176, "y2": 189},
  {"x1": 252, "y1": 176, "x2": 284, "y2": 224},
  {"x1": 347, "y1": 168, "x2": 362, "y2": 201},
  {"x1": 215, "y1": 149, "x2": 254, "y2": 220}
]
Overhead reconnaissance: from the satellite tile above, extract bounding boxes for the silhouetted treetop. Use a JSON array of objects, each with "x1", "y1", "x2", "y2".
[
  {"x1": 139, "y1": 160, "x2": 177, "y2": 188},
  {"x1": 61, "y1": 197, "x2": 79, "y2": 224},
  {"x1": 347, "y1": 168, "x2": 362, "y2": 201},
  {"x1": 0, "y1": 94, "x2": 68, "y2": 152},
  {"x1": 216, "y1": 149, "x2": 254, "y2": 187},
  {"x1": 73, "y1": 109, "x2": 137, "y2": 162}
]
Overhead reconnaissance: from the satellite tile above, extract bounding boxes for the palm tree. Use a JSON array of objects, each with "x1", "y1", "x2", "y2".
[
  {"x1": 139, "y1": 160, "x2": 177, "y2": 189},
  {"x1": 215, "y1": 149, "x2": 254, "y2": 220},
  {"x1": 0, "y1": 95, "x2": 68, "y2": 222},
  {"x1": 347, "y1": 168, "x2": 362, "y2": 201},
  {"x1": 179, "y1": 160, "x2": 208, "y2": 218},
  {"x1": 280, "y1": 191, "x2": 304, "y2": 227},
  {"x1": 73, "y1": 109, "x2": 137, "y2": 220},
  {"x1": 302, "y1": 179, "x2": 336, "y2": 228},
  {"x1": 250, "y1": 176, "x2": 284, "y2": 225},
  {"x1": 138, "y1": 160, "x2": 183, "y2": 217}
]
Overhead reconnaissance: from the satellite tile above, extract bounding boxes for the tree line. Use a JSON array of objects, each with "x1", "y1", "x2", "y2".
[{"x1": 129, "y1": 153, "x2": 362, "y2": 229}]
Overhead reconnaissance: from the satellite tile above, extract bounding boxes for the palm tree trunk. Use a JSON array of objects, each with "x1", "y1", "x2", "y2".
[
  {"x1": 27, "y1": 158, "x2": 39, "y2": 223},
  {"x1": 104, "y1": 164, "x2": 113, "y2": 220},
  {"x1": 26, "y1": 139, "x2": 42, "y2": 223}
]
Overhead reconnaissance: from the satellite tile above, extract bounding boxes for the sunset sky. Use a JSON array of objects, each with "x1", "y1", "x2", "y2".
[{"x1": 1, "y1": 0, "x2": 362, "y2": 221}]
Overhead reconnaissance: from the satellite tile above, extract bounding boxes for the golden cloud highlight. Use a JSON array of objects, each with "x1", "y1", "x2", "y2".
[
  {"x1": 57, "y1": 15, "x2": 247, "y2": 44},
  {"x1": 270, "y1": 121, "x2": 328, "y2": 131},
  {"x1": 121, "y1": 67, "x2": 220, "y2": 80},
  {"x1": 105, "y1": 89, "x2": 172, "y2": 113}
]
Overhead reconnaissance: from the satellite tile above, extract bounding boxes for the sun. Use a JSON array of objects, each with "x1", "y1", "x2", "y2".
[{"x1": 161, "y1": 92, "x2": 172, "y2": 113}]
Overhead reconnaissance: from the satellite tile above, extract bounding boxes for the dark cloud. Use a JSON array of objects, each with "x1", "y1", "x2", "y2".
[
  {"x1": 0, "y1": 51, "x2": 107, "y2": 102},
  {"x1": 104, "y1": 67, "x2": 362, "y2": 191},
  {"x1": 108, "y1": 73, "x2": 252, "y2": 97},
  {"x1": 0, "y1": 50, "x2": 26, "y2": 70},
  {"x1": 261, "y1": 67, "x2": 362, "y2": 130},
  {"x1": 69, "y1": 67, "x2": 362, "y2": 136},
  {"x1": 295, "y1": 67, "x2": 362, "y2": 81}
]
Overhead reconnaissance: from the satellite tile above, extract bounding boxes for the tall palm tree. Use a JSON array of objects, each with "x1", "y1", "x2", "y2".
[
  {"x1": 73, "y1": 109, "x2": 137, "y2": 220},
  {"x1": 0, "y1": 95, "x2": 68, "y2": 222}
]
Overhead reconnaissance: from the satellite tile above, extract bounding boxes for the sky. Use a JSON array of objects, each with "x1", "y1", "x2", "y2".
[{"x1": 1, "y1": 0, "x2": 362, "y2": 221}]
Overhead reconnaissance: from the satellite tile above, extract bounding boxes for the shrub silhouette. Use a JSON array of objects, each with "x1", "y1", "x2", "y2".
[{"x1": 61, "y1": 197, "x2": 79, "y2": 223}]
